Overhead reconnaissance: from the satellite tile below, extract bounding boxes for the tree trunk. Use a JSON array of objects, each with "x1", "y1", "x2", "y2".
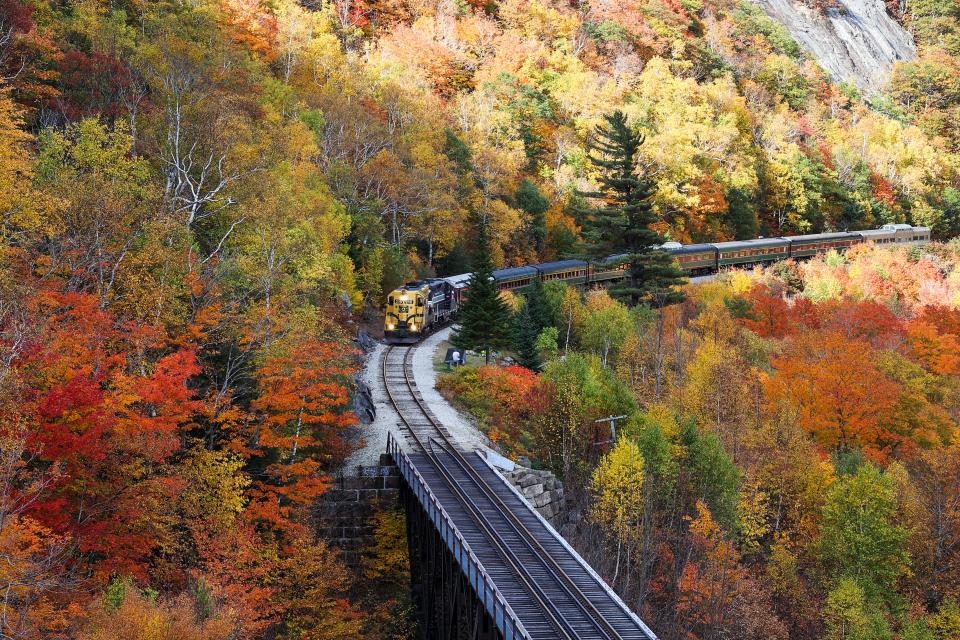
[{"x1": 654, "y1": 309, "x2": 665, "y2": 399}]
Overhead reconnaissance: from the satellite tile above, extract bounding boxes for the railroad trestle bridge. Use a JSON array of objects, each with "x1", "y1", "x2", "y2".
[{"x1": 382, "y1": 344, "x2": 657, "y2": 640}]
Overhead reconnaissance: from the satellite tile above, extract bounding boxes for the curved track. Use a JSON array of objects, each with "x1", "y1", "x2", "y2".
[{"x1": 382, "y1": 344, "x2": 648, "y2": 640}]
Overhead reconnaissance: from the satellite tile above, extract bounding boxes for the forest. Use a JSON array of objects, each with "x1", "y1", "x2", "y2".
[
  {"x1": 441, "y1": 243, "x2": 960, "y2": 639},
  {"x1": 1, "y1": 0, "x2": 960, "y2": 633}
]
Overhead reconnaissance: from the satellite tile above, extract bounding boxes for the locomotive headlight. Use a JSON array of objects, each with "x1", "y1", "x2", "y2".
[
  {"x1": 409, "y1": 324, "x2": 418, "y2": 332},
  {"x1": 387, "y1": 323, "x2": 395, "y2": 331}
]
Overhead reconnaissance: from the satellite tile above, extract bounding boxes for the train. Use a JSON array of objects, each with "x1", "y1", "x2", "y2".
[{"x1": 382, "y1": 223, "x2": 931, "y2": 343}]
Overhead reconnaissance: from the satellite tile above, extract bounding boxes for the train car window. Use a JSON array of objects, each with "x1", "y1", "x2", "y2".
[{"x1": 388, "y1": 296, "x2": 394, "y2": 305}]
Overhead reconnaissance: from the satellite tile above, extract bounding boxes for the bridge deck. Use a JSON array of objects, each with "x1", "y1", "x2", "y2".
[{"x1": 407, "y1": 447, "x2": 657, "y2": 640}]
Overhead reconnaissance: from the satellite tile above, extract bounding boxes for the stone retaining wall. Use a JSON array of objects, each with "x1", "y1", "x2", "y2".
[
  {"x1": 315, "y1": 455, "x2": 400, "y2": 565},
  {"x1": 499, "y1": 466, "x2": 566, "y2": 528}
]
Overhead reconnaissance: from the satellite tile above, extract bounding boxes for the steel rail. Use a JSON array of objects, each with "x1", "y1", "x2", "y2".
[
  {"x1": 383, "y1": 346, "x2": 571, "y2": 639},
  {"x1": 396, "y1": 346, "x2": 622, "y2": 640},
  {"x1": 383, "y1": 344, "x2": 625, "y2": 640},
  {"x1": 421, "y1": 436, "x2": 585, "y2": 640},
  {"x1": 386, "y1": 432, "x2": 529, "y2": 640}
]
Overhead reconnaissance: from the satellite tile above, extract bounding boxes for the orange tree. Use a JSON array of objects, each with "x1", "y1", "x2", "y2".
[
  {"x1": 249, "y1": 335, "x2": 358, "y2": 534},
  {"x1": 764, "y1": 331, "x2": 899, "y2": 459}
]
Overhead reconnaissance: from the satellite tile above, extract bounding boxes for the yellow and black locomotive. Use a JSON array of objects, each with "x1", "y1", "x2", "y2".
[{"x1": 384, "y1": 279, "x2": 459, "y2": 344}]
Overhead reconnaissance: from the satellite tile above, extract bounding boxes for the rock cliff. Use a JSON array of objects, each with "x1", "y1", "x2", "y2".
[{"x1": 752, "y1": 0, "x2": 916, "y2": 91}]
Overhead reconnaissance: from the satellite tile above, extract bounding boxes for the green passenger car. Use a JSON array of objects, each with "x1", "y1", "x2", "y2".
[
  {"x1": 784, "y1": 232, "x2": 861, "y2": 257},
  {"x1": 665, "y1": 243, "x2": 718, "y2": 273},
  {"x1": 713, "y1": 238, "x2": 790, "y2": 267}
]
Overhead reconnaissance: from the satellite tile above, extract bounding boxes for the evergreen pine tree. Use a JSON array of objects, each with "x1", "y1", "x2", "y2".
[
  {"x1": 577, "y1": 110, "x2": 687, "y2": 306},
  {"x1": 512, "y1": 302, "x2": 542, "y2": 370},
  {"x1": 520, "y1": 278, "x2": 554, "y2": 333},
  {"x1": 516, "y1": 180, "x2": 549, "y2": 255},
  {"x1": 452, "y1": 221, "x2": 512, "y2": 364}
]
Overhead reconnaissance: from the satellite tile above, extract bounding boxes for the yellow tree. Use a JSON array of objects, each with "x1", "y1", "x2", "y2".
[
  {"x1": 35, "y1": 119, "x2": 158, "y2": 307},
  {"x1": 233, "y1": 115, "x2": 355, "y2": 341},
  {"x1": 682, "y1": 337, "x2": 758, "y2": 462},
  {"x1": 591, "y1": 438, "x2": 645, "y2": 585},
  {"x1": 77, "y1": 583, "x2": 239, "y2": 640},
  {"x1": 0, "y1": 90, "x2": 50, "y2": 245},
  {"x1": 627, "y1": 58, "x2": 758, "y2": 239}
]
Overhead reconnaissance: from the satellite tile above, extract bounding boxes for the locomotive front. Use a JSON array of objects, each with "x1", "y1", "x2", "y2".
[{"x1": 384, "y1": 284, "x2": 428, "y2": 344}]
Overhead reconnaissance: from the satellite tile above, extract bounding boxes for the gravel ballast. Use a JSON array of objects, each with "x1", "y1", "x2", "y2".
[{"x1": 340, "y1": 326, "x2": 488, "y2": 469}]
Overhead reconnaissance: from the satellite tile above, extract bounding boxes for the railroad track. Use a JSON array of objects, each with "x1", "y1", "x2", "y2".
[{"x1": 382, "y1": 344, "x2": 646, "y2": 640}]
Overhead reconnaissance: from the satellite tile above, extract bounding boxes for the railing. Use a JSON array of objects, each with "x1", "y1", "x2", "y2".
[{"x1": 387, "y1": 432, "x2": 530, "y2": 640}]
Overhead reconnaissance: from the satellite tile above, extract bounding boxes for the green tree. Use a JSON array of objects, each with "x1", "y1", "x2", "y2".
[
  {"x1": 516, "y1": 179, "x2": 549, "y2": 254},
  {"x1": 937, "y1": 187, "x2": 960, "y2": 239},
  {"x1": 818, "y1": 464, "x2": 909, "y2": 605},
  {"x1": 581, "y1": 294, "x2": 631, "y2": 367},
  {"x1": 520, "y1": 278, "x2": 555, "y2": 332},
  {"x1": 683, "y1": 421, "x2": 741, "y2": 534},
  {"x1": 824, "y1": 577, "x2": 892, "y2": 640},
  {"x1": 512, "y1": 301, "x2": 542, "y2": 370},
  {"x1": 443, "y1": 128, "x2": 474, "y2": 175},
  {"x1": 453, "y1": 221, "x2": 512, "y2": 364},
  {"x1": 726, "y1": 187, "x2": 760, "y2": 240},
  {"x1": 534, "y1": 326, "x2": 560, "y2": 362},
  {"x1": 577, "y1": 110, "x2": 686, "y2": 306}
]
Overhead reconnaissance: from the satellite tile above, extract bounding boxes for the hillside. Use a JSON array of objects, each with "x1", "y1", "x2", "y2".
[
  {"x1": 441, "y1": 243, "x2": 960, "y2": 639},
  {"x1": 2, "y1": 0, "x2": 960, "y2": 292},
  {"x1": 2, "y1": 0, "x2": 960, "y2": 635}
]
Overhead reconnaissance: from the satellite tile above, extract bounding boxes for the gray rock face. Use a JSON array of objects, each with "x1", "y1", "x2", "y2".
[{"x1": 752, "y1": 0, "x2": 916, "y2": 92}]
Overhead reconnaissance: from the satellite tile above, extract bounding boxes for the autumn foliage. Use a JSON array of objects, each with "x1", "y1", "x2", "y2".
[
  {"x1": 442, "y1": 245, "x2": 960, "y2": 640},
  {"x1": 764, "y1": 331, "x2": 900, "y2": 457},
  {"x1": 2, "y1": 0, "x2": 960, "y2": 630}
]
